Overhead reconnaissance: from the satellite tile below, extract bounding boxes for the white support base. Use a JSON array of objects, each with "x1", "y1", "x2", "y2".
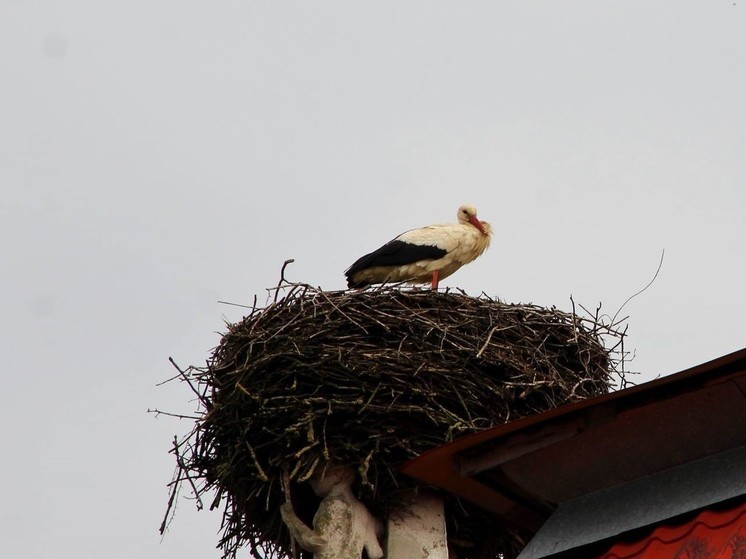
[{"x1": 386, "y1": 491, "x2": 448, "y2": 559}]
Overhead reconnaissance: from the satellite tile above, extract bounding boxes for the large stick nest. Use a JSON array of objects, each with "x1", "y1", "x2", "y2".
[{"x1": 163, "y1": 282, "x2": 626, "y2": 559}]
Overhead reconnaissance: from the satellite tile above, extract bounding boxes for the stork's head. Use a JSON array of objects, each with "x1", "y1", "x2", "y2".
[{"x1": 458, "y1": 204, "x2": 488, "y2": 235}]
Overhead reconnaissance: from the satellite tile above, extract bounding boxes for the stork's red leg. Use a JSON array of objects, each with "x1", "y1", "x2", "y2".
[{"x1": 431, "y1": 270, "x2": 440, "y2": 290}]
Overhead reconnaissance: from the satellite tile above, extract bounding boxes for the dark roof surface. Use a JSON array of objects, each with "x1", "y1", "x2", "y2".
[
  {"x1": 402, "y1": 348, "x2": 746, "y2": 536},
  {"x1": 518, "y1": 446, "x2": 746, "y2": 558}
]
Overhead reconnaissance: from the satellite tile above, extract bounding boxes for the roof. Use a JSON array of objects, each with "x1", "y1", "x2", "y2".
[
  {"x1": 598, "y1": 497, "x2": 746, "y2": 559},
  {"x1": 401, "y1": 347, "x2": 746, "y2": 546},
  {"x1": 518, "y1": 446, "x2": 746, "y2": 558}
]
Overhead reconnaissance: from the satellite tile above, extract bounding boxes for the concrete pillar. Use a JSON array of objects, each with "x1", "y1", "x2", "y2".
[{"x1": 386, "y1": 490, "x2": 448, "y2": 559}]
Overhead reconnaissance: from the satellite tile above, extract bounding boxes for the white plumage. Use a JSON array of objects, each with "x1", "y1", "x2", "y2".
[{"x1": 345, "y1": 205, "x2": 492, "y2": 289}]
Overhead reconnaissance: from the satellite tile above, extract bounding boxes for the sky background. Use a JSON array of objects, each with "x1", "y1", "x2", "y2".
[{"x1": 1, "y1": 1, "x2": 744, "y2": 558}]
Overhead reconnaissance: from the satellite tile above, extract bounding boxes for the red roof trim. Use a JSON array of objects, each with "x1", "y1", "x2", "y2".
[{"x1": 599, "y1": 499, "x2": 746, "y2": 559}]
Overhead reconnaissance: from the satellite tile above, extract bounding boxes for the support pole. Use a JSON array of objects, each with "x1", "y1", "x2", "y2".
[{"x1": 386, "y1": 490, "x2": 448, "y2": 559}]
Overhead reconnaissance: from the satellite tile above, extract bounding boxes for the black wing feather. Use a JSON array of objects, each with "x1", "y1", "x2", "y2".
[{"x1": 345, "y1": 240, "x2": 447, "y2": 286}]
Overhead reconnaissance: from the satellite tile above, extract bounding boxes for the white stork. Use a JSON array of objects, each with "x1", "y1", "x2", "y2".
[{"x1": 345, "y1": 204, "x2": 492, "y2": 289}]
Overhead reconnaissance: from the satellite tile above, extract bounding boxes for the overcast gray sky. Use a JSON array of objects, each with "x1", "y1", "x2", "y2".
[{"x1": 1, "y1": 1, "x2": 744, "y2": 558}]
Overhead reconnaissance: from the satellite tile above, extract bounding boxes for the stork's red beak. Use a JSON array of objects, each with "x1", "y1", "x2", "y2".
[{"x1": 468, "y1": 214, "x2": 486, "y2": 234}]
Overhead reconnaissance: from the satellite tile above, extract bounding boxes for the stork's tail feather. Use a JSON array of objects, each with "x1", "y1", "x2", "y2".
[{"x1": 345, "y1": 274, "x2": 370, "y2": 289}]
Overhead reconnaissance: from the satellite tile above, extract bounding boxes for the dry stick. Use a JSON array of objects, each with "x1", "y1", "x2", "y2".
[
  {"x1": 159, "y1": 461, "x2": 181, "y2": 535},
  {"x1": 317, "y1": 289, "x2": 368, "y2": 333},
  {"x1": 476, "y1": 325, "x2": 512, "y2": 358},
  {"x1": 281, "y1": 467, "x2": 298, "y2": 559},
  {"x1": 168, "y1": 357, "x2": 211, "y2": 409},
  {"x1": 217, "y1": 300, "x2": 256, "y2": 309},
  {"x1": 273, "y1": 259, "x2": 296, "y2": 303},
  {"x1": 147, "y1": 408, "x2": 200, "y2": 420},
  {"x1": 159, "y1": 434, "x2": 207, "y2": 536},
  {"x1": 611, "y1": 248, "x2": 665, "y2": 327},
  {"x1": 173, "y1": 436, "x2": 204, "y2": 510}
]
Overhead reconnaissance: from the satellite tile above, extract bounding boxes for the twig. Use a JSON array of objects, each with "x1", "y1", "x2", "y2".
[
  {"x1": 173, "y1": 436, "x2": 204, "y2": 510},
  {"x1": 159, "y1": 466, "x2": 180, "y2": 535},
  {"x1": 168, "y1": 357, "x2": 212, "y2": 410},
  {"x1": 281, "y1": 466, "x2": 298, "y2": 559},
  {"x1": 273, "y1": 259, "x2": 296, "y2": 303},
  {"x1": 147, "y1": 408, "x2": 200, "y2": 420},
  {"x1": 611, "y1": 249, "x2": 665, "y2": 326},
  {"x1": 217, "y1": 300, "x2": 256, "y2": 309},
  {"x1": 476, "y1": 325, "x2": 511, "y2": 358}
]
